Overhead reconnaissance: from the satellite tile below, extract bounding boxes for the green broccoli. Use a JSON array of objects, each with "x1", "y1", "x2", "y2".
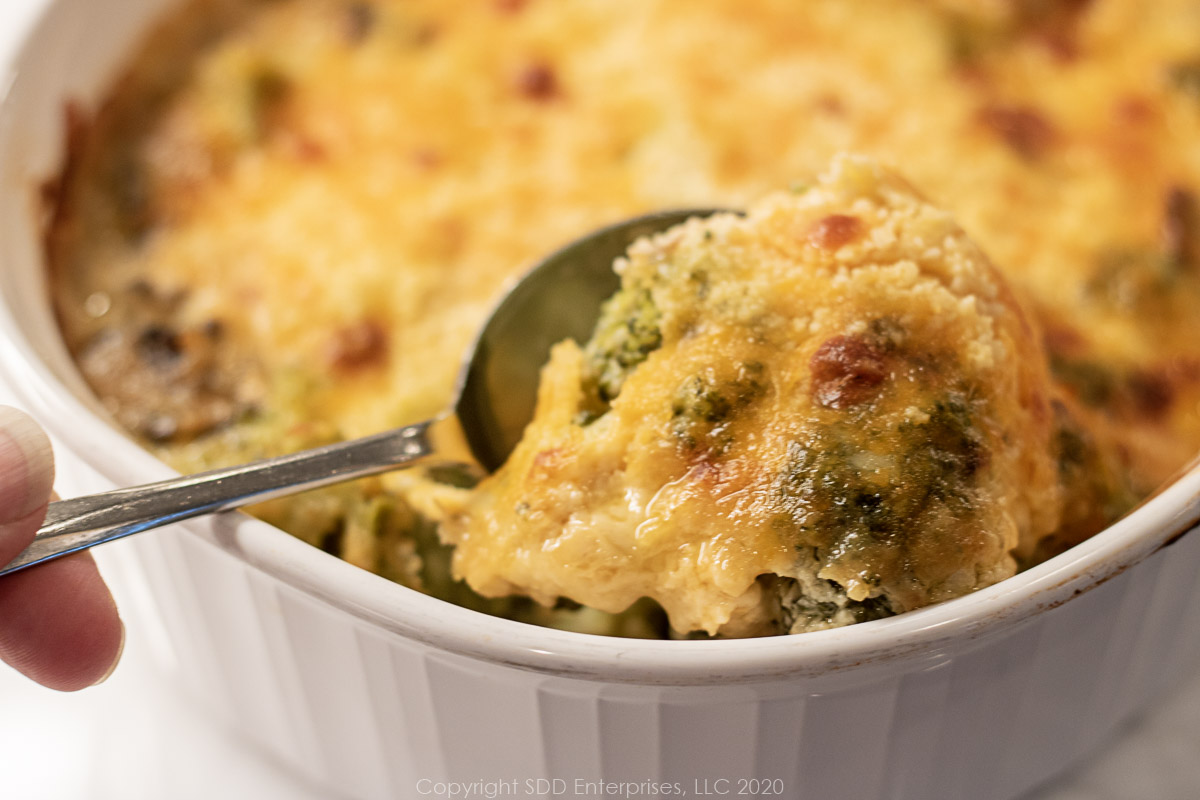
[{"x1": 580, "y1": 286, "x2": 662, "y2": 410}]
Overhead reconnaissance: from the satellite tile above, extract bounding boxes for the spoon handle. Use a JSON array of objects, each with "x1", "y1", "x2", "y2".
[{"x1": 0, "y1": 418, "x2": 459, "y2": 576}]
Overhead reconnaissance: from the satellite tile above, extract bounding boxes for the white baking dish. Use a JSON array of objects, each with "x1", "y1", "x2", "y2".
[{"x1": 3, "y1": 1, "x2": 1200, "y2": 798}]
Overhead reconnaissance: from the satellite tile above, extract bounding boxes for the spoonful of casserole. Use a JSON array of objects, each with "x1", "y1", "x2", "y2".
[
  {"x1": 439, "y1": 154, "x2": 1135, "y2": 636},
  {"x1": 2, "y1": 155, "x2": 1134, "y2": 641}
]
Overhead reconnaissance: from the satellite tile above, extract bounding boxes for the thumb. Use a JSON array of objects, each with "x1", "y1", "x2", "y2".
[
  {"x1": 0, "y1": 406, "x2": 55, "y2": 567},
  {"x1": 0, "y1": 406, "x2": 124, "y2": 690}
]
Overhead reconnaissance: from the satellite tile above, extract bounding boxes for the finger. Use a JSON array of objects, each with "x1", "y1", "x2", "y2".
[
  {"x1": 0, "y1": 406, "x2": 124, "y2": 690},
  {"x1": 0, "y1": 406, "x2": 55, "y2": 565},
  {"x1": 0, "y1": 551, "x2": 124, "y2": 691}
]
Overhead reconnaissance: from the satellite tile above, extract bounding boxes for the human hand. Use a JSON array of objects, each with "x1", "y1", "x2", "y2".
[{"x1": 0, "y1": 406, "x2": 124, "y2": 690}]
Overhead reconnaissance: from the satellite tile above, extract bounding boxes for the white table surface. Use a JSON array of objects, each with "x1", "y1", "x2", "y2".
[{"x1": 3, "y1": 1, "x2": 1200, "y2": 797}]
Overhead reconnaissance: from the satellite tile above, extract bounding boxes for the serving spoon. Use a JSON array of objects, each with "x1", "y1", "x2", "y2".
[{"x1": 0, "y1": 209, "x2": 716, "y2": 576}]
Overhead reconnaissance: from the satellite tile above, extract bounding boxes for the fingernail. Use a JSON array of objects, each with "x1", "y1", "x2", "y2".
[
  {"x1": 93, "y1": 620, "x2": 126, "y2": 686},
  {"x1": 0, "y1": 406, "x2": 54, "y2": 523}
]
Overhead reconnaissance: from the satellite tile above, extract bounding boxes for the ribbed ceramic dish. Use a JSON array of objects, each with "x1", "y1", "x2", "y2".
[{"x1": 3, "y1": 1, "x2": 1200, "y2": 798}]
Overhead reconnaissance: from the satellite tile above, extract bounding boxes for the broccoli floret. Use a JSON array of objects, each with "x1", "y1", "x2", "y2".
[
  {"x1": 672, "y1": 362, "x2": 766, "y2": 424},
  {"x1": 582, "y1": 286, "x2": 662, "y2": 406},
  {"x1": 771, "y1": 384, "x2": 990, "y2": 615},
  {"x1": 668, "y1": 363, "x2": 768, "y2": 453},
  {"x1": 776, "y1": 576, "x2": 895, "y2": 633},
  {"x1": 672, "y1": 375, "x2": 734, "y2": 424}
]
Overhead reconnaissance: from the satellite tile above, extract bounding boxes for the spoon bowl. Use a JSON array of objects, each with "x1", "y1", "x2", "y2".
[{"x1": 0, "y1": 209, "x2": 717, "y2": 576}]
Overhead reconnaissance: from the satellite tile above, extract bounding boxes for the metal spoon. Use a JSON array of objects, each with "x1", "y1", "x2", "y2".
[{"x1": 0, "y1": 209, "x2": 714, "y2": 576}]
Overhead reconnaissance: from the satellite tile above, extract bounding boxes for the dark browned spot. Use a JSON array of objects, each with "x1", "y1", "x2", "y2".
[
  {"x1": 319, "y1": 525, "x2": 344, "y2": 556},
  {"x1": 251, "y1": 69, "x2": 292, "y2": 135},
  {"x1": 1126, "y1": 369, "x2": 1174, "y2": 420},
  {"x1": 1162, "y1": 186, "x2": 1199, "y2": 271},
  {"x1": 327, "y1": 319, "x2": 388, "y2": 372},
  {"x1": 80, "y1": 317, "x2": 257, "y2": 444},
  {"x1": 135, "y1": 325, "x2": 184, "y2": 370},
  {"x1": 202, "y1": 319, "x2": 225, "y2": 340},
  {"x1": 810, "y1": 335, "x2": 889, "y2": 409},
  {"x1": 411, "y1": 148, "x2": 443, "y2": 170},
  {"x1": 1038, "y1": 32, "x2": 1079, "y2": 62},
  {"x1": 342, "y1": 2, "x2": 375, "y2": 44},
  {"x1": 1014, "y1": 0, "x2": 1095, "y2": 60},
  {"x1": 39, "y1": 174, "x2": 64, "y2": 224},
  {"x1": 494, "y1": 0, "x2": 529, "y2": 12},
  {"x1": 280, "y1": 132, "x2": 328, "y2": 163},
  {"x1": 807, "y1": 214, "x2": 864, "y2": 250},
  {"x1": 514, "y1": 61, "x2": 560, "y2": 101},
  {"x1": 41, "y1": 102, "x2": 91, "y2": 246},
  {"x1": 1165, "y1": 356, "x2": 1200, "y2": 384},
  {"x1": 1113, "y1": 95, "x2": 1156, "y2": 125},
  {"x1": 978, "y1": 105, "x2": 1056, "y2": 160},
  {"x1": 1039, "y1": 317, "x2": 1086, "y2": 356},
  {"x1": 1018, "y1": 0, "x2": 1095, "y2": 20},
  {"x1": 815, "y1": 93, "x2": 845, "y2": 115},
  {"x1": 411, "y1": 23, "x2": 440, "y2": 48}
]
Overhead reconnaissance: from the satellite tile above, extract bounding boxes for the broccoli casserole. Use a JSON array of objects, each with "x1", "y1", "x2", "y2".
[{"x1": 45, "y1": 0, "x2": 1200, "y2": 636}]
